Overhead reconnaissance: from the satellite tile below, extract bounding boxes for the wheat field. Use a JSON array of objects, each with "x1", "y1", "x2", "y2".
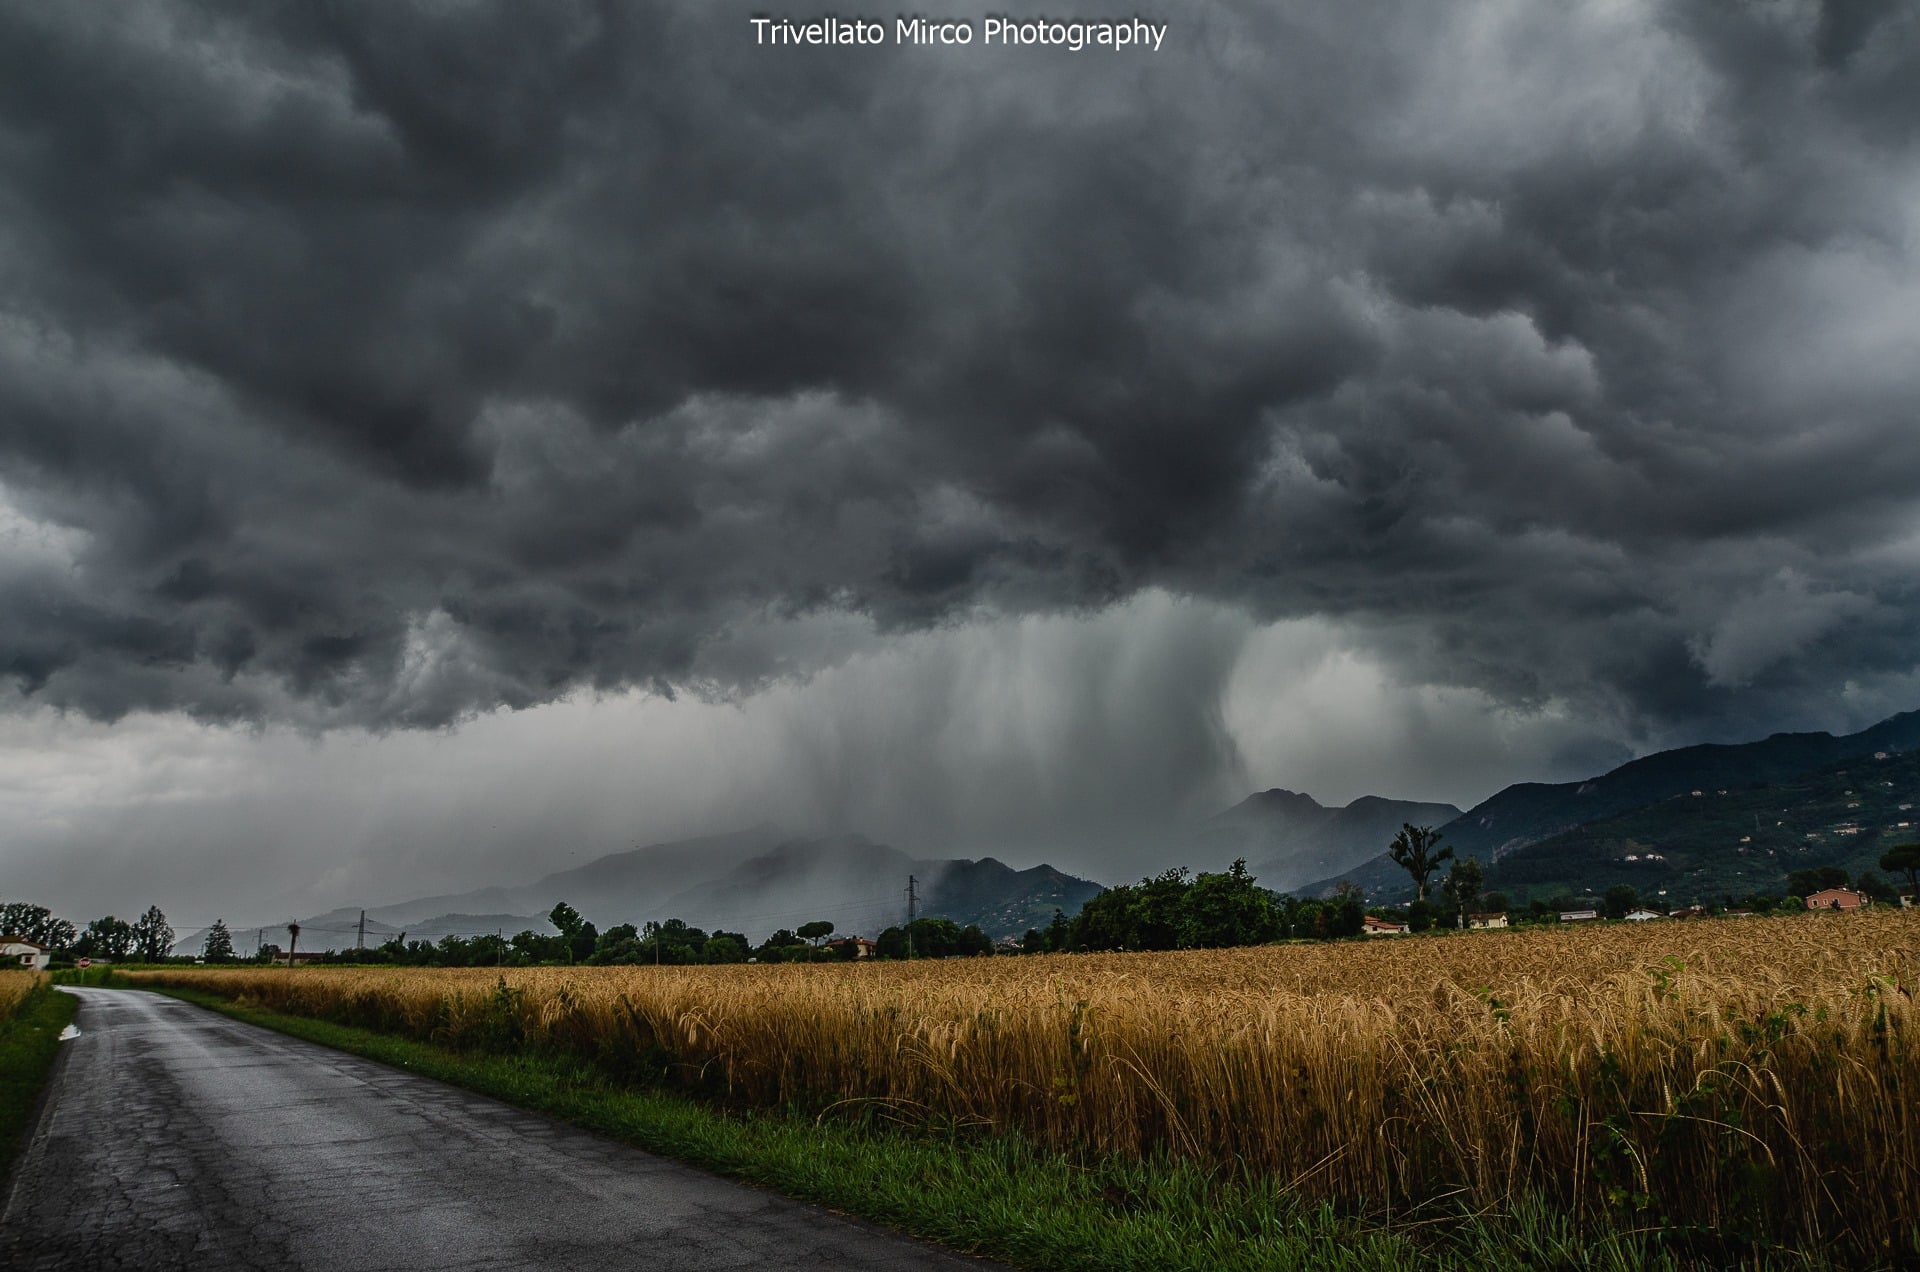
[
  {"x1": 0, "y1": 969, "x2": 41, "y2": 1019},
  {"x1": 131, "y1": 910, "x2": 1919, "y2": 1251}
]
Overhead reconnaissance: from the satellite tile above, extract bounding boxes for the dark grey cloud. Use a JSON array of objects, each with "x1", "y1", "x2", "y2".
[{"x1": 1, "y1": 0, "x2": 1918, "y2": 755}]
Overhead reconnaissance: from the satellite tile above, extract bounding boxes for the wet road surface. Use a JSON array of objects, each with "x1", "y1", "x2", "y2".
[{"x1": 1, "y1": 987, "x2": 1009, "y2": 1271}]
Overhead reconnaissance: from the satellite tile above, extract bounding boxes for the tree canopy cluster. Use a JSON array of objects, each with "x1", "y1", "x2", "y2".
[
  {"x1": 872, "y1": 917, "x2": 994, "y2": 959},
  {"x1": 1, "y1": 900, "x2": 179, "y2": 963},
  {"x1": 337, "y1": 908, "x2": 757, "y2": 968},
  {"x1": 331, "y1": 905, "x2": 899, "y2": 967},
  {"x1": 1043, "y1": 860, "x2": 1363, "y2": 952}
]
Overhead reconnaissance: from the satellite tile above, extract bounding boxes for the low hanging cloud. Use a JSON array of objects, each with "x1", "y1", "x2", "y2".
[{"x1": 1, "y1": 0, "x2": 1918, "y2": 763}]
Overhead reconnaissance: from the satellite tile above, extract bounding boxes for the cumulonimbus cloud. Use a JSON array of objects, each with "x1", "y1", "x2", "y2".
[{"x1": 1, "y1": 0, "x2": 1917, "y2": 752}]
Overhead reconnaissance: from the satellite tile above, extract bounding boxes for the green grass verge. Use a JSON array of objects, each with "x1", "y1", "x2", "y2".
[
  {"x1": 121, "y1": 982, "x2": 1832, "y2": 1271},
  {"x1": 0, "y1": 981, "x2": 80, "y2": 1173}
]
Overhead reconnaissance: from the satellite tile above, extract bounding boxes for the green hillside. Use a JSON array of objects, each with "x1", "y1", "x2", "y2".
[
  {"x1": 1487, "y1": 749, "x2": 1920, "y2": 905},
  {"x1": 1443, "y1": 709, "x2": 1920, "y2": 864}
]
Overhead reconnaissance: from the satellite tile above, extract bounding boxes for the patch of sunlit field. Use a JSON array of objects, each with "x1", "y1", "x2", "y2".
[
  {"x1": 0, "y1": 969, "x2": 41, "y2": 1019},
  {"x1": 134, "y1": 911, "x2": 1919, "y2": 1250}
]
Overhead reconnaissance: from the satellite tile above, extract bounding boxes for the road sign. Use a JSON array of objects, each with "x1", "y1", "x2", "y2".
[{"x1": 77, "y1": 957, "x2": 91, "y2": 969}]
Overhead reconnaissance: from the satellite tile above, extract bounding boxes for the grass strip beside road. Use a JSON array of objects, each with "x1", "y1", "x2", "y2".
[
  {"x1": 0, "y1": 981, "x2": 79, "y2": 1173},
  {"x1": 121, "y1": 980, "x2": 1836, "y2": 1272}
]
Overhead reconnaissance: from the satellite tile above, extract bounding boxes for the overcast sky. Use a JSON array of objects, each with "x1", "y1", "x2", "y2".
[{"x1": 3, "y1": 1, "x2": 1918, "y2": 925}]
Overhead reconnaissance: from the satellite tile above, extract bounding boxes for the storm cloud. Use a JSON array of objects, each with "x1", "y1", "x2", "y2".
[{"x1": 2, "y1": 1, "x2": 1919, "y2": 823}]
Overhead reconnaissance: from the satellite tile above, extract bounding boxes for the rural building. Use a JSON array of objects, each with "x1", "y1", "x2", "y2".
[
  {"x1": 0, "y1": 937, "x2": 50, "y2": 970},
  {"x1": 1362, "y1": 915, "x2": 1410, "y2": 936},
  {"x1": 825, "y1": 937, "x2": 878, "y2": 958},
  {"x1": 1558, "y1": 909, "x2": 1598, "y2": 923},
  {"x1": 1622, "y1": 908, "x2": 1665, "y2": 921},
  {"x1": 1667, "y1": 905, "x2": 1709, "y2": 919},
  {"x1": 1804, "y1": 888, "x2": 1870, "y2": 912},
  {"x1": 1466, "y1": 912, "x2": 1507, "y2": 930}
]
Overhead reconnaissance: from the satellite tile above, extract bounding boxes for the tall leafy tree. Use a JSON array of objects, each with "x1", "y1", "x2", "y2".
[
  {"x1": 548, "y1": 902, "x2": 584, "y2": 939},
  {"x1": 1043, "y1": 908, "x2": 1072, "y2": 952},
  {"x1": 591, "y1": 923, "x2": 640, "y2": 963},
  {"x1": 1180, "y1": 860, "x2": 1278, "y2": 948},
  {"x1": 874, "y1": 917, "x2": 965, "y2": 959},
  {"x1": 548, "y1": 902, "x2": 597, "y2": 963},
  {"x1": 1388, "y1": 825, "x2": 1453, "y2": 902},
  {"x1": 797, "y1": 920, "x2": 835, "y2": 948},
  {"x1": 1880, "y1": 842, "x2": 1920, "y2": 895},
  {"x1": 1, "y1": 902, "x2": 75, "y2": 950},
  {"x1": 202, "y1": 920, "x2": 236, "y2": 963},
  {"x1": 1442, "y1": 857, "x2": 1486, "y2": 927},
  {"x1": 82, "y1": 916, "x2": 136, "y2": 960},
  {"x1": 1787, "y1": 866, "x2": 1848, "y2": 898},
  {"x1": 133, "y1": 905, "x2": 175, "y2": 962}
]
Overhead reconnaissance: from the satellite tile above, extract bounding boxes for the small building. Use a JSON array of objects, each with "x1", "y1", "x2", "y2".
[
  {"x1": 1466, "y1": 912, "x2": 1508, "y2": 930},
  {"x1": 0, "y1": 937, "x2": 50, "y2": 971},
  {"x1": 1622, "y1": 908, "x2": 1665, "y2": 921},
  {"x1": 825, "y1": 937, "x2": 878, "y2": 959},
  {"x1": 1362, "y1": 915, "x2": 1410, "y2": 936},
  {"x1": 1668, "y1": 905, "x2": 1709, "y2": 919},
  {"x1": 1558, "y1": 909, "x2": 1598, "y2": 923},
  {"x1": 1805, "y1": 888, "x2": 1870, "y2": 912}
]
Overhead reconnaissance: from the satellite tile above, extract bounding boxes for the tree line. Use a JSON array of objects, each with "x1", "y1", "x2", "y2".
[
  {"x1": 21, "y1": 832, "x2": 1909, "y2": 971},
  {"x1": 302, "y1": 904, "x2": 989, "y2": 967},
  {"x1": 1027, "y1": 830, "x2": 1501, "y2": 955},
  {"x1": 1021, "y1": 860, "x2": 1367, "y2": 953},
  {"x1": 2, "y1": 900, "x2": 177, "y2": 962}
]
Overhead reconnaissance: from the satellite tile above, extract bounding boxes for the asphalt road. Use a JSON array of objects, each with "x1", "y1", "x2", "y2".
[{"x1": 2, "y1": 987, "x2": 1010, "y2": 1271}]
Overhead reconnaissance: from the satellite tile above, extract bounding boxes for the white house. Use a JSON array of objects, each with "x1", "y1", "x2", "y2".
[
  {"x1": 1559, "y1": 909, "x2": 1599, "y2": 923},
  {"x1": 1362, "y1": 915, "x2": 1410, "y2": 936},
  {"x1": 0, "y1": 937, "x2": 51, "y2": 971},
  {"x1": 1622, "y1": 908, "x2": 1666, "y2": 921},
  {"x1": 1466, "y1": 912, "x2": 1508, "y2": 930}
]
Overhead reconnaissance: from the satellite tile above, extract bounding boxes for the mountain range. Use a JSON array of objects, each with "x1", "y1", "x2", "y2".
[
  {"x1": 1194, "y1": 790, "x2": 1462, "y2": 892},
  {"x1": 175, "y1": 828, "x2": 1103, "y2": 955},
  {"x1": 175, "y1": 706, "x2": 1920, "y2": 955},
  {"x1": 1303, "y1": 709, "x2": 1920, "y2": 904}
]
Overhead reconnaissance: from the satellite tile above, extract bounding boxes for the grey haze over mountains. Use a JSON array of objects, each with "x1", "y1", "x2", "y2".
[
  {"x1": 5, "y1": 3, "x2": 1920, "y2": 923},
  {"x1": 175, "y1": 827, "x2": 1104, "y2": 953},
  {"x1": 168, "y1": 701, "x2": 1920, "y2": 954},
  {"x1": 1196, "y1": 790, "x2": 1463, "y2": 892}
]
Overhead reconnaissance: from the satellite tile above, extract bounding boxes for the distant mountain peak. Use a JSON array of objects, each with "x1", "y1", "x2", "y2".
[
  {"x1": 1232, "y1": 788, "x2": 1327, "y2": 815},
  {"x1": 1196, "y1": 787, "x2": 1462, "y2": 893}
]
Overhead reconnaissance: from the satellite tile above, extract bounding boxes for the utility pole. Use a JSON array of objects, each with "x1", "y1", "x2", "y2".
[
  {"x1": 356, "y1": 909, "x2": 366, "y2": 953},
  {"x1": 905, "y1": 874, "x2": 917, "y2": 960},
  {"x1": 256, "y1": 928, "x2": 264, "y2": 956}
]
